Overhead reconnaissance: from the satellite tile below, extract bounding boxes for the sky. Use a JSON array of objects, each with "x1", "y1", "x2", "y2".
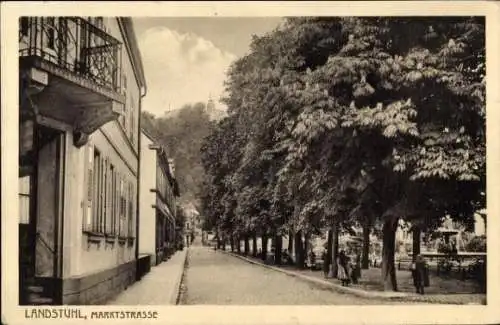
[{"x1": 133, "y1": 17, "x2": 284, "y2": 117}]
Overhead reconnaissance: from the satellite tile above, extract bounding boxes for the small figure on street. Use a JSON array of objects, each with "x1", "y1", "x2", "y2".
[
  {"x1": 282, "y1": 249, "x2": 292, "y2": 265},
  {"x1": 411, "y1": 255, "x2": 429, "y2": 294},
  {"x1": 350, "y1": 251, "x2": 361, "y2": 284},
  {"x1": 308, "y1": 250, "x2": 316, "y2": 270},
  {"x1": 337, "y1": 250, "x2": 350, "y2": 286}
]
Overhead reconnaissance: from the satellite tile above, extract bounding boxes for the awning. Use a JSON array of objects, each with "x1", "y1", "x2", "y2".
[{"x1": 152, "y1": 199, "x2": 175, "y2": 224}]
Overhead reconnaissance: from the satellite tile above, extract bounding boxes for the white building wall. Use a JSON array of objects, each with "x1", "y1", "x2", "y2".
[
  {"x1": 62, "y1": 18, "x2": 142, "y2": 278},
  {"x1": 104, "y1": 18, "x2": 141, "y2": 151},
  {"x1": 139, "y1": 132, "x2": 157, "y2": 264},
  {"x1": 62, "y1": 131, "x2": 85, "y2": 278}
]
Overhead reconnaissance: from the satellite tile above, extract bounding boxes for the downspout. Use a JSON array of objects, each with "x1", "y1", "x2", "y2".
[{"x1": 135, "y1": 85, "x2": 147, "y2": 280}]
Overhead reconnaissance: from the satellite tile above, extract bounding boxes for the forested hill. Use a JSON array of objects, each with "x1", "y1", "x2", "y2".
[{"x1": 141, "y1": 102, "x2": 215, "y2": 206}]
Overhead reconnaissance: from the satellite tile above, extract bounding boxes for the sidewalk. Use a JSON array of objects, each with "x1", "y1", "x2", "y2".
[
  {"x1": 107, "y1": 248, "x2": 188, "y2": 305},
  {"x1": 222, "y1": 250, "x2": 486, "y2": 305}
]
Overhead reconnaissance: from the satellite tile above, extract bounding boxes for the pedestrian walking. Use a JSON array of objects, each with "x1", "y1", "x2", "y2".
[
  {"x1": 337, "y1": 250, "x2": 350, "y2": 286},
  {"x1": 410, "y1": 255, "x2": 429, "y2": 294}
]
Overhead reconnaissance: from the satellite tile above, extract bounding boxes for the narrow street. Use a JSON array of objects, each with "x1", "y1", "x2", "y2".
[{"x1": 179, "y1": 243, "x2": 417, "y2": 305}]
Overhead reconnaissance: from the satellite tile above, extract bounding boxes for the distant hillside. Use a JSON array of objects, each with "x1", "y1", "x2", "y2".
[{"x1": 141, "y1": 102, "x2": 215, "y2": 206}]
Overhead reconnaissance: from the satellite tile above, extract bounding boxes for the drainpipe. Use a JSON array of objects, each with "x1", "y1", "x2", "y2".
[{"x1": 135, "y1": 85, "x2": 147, "y2": 281}]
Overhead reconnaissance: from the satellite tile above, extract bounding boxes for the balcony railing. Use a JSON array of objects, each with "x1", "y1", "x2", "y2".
[{"x1": 19, "y1": 17, "x2": 122, "y2": 93}]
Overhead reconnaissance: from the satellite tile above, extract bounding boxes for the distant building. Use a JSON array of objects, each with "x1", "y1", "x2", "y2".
[
  {"x1": 18, "y1": 17, "x2": 146, "y2": 304},
  {"x1": 182, "y1": 203, "x2": 201, "y2": 241},
  {"x1": 139, "y1": 129, "x2": 180, "y2": 266},
  {"x1": 205, "y1": 95, "x2": 227, "y2": 121},
  {"x1": 206, "y1": 96, "x2": 216, "y2": 117},
  {"x1": 474, "y1": 210, "x2": 486, "y2": 236}
]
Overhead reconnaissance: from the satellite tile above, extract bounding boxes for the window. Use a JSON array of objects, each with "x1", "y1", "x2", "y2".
[
  {"x1": 108, "y1": 165, "x2": 116, "y2": 235},
  {"x1": 84, "y1": 147, "x2": 126, "y2": 238},
  {"x1": 119, "y1": 178, "x2": 127, "y2": 237},
  {"x1": 129, "y1": 105, "x2": 135, "y2": 144},
  {"x1": 119, "y1": 75, "x2": 127, "y2": 127},
  {"x1": 100, "y1": 158, "x2": 106, "y2": 233},
  {"x1": 19, "y1": 175, "x2": 31, "y2": 224},
  {"x1": 93, "y1": 149, "x2": 102, "y2": 232},
  {"x1": 114, "y1": 171, "x2": 119, "y2": 235},
  {"x1": 122, "y1": 75, "x2": 127, "y2": 91},
  {"x1": 83, "y1": 146, "x2": 106, "y2": 233},
  {"x1": 45, "y1": 17, "x2": 56, "y2": 50},
  {"x1": 83, "y1": 145, "x2": 93, "y2": 230},
  {"x1": 20, "y1": 17, "x2": 29, "y2": 37},
  {"x1": 95, "y1": 17, "x2": 104, "y2": 29}
]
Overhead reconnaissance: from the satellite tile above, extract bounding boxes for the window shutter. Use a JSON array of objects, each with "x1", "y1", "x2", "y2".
[
  {"x1": 129, "y1": 182, "x2": 134, "y2": 237},
  {"x1": 120, "y1": 177, "x2": 124, "y2": 236},
  {"x1": 104, "y1": 158, "x2": 109, "y2": 234},
  {"x1": 115, "y1": 172, "x2": 119, "y2": 235},
  {"x1": 86, "y1": 144, "x2": 94, "y2": 229},
  {"x1": 98, "y1": 154, "x2": 103, "y2": 233}
]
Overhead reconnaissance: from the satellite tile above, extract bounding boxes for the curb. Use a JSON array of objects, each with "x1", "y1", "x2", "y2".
[
  {"x1": 169, "y1": 248, "x2": 189, "y2": 305},
  {"x1": 222, "y1": 251, "x2": 486, "y2": 304},
  {"x1": 221, "y1": 250, "x2": 424, "y2": 301}
]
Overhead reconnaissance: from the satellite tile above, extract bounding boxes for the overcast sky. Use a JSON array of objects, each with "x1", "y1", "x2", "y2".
[{"x1": 133, "y1": 17, "x2": 283, "y2": 117}]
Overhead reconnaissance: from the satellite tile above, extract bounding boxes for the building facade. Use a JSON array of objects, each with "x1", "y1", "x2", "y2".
[
  {"x1": 139, "y1": 130, "x2": 180, "y2": 266},
  {"x1": 18, "y1": 17, "x2": 146, "y2": 305}
]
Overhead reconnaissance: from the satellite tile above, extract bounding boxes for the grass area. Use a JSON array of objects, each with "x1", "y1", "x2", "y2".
[
  {"x1": 299, "y1": 267, "x2": 484, "y2": 294},
  {"x1": 234, "y1": 251, "x2": 485, "y2": 295}
]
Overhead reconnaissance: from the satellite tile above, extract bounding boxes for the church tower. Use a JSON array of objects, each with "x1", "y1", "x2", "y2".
[
  {"x1": 206, "y1": 93, "x2": 227, "y2": 121},
  {"x1": 206, "y1": 94, "x2": 215, "y2": 117}
]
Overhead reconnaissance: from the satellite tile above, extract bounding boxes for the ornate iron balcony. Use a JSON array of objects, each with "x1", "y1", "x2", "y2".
[{"x1": 19, "y1": 17, "x2": 123, "y2": 93}]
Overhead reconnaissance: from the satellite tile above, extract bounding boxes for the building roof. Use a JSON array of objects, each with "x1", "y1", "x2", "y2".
[
  {"x1": 118, "y1": 18, "x2": 147, "y2": 93},
  {"x1": 141, "y1": 127, "x2": 156, "y2": 143},
  {"x1": 141, "y1": 128, "x2": 180, "y2": 195}
]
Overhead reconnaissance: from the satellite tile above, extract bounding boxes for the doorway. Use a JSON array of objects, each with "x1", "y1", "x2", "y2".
[{"x1": 19, "y1": 123, "x2": 65, "y2": 304}]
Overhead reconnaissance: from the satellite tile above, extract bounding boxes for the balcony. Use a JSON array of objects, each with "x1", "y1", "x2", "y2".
[{"x1": 19, "y1": 17, "x2": 126, "y2": 135}]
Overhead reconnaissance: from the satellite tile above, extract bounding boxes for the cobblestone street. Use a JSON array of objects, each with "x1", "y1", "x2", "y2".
[{"x1": 179, "y1": 245, "x2": 422, "y2": 305}]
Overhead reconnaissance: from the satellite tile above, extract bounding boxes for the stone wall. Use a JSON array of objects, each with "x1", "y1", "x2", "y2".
[{"x1": 61, "y1": 260, "x2": 136, "y2": 305}]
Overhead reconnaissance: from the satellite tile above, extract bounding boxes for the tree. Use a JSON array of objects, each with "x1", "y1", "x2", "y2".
[
  {"x1": 285, "y1": 17, "x2": 485, "y2": 290},
  {"x1": 142, "y1": 102, "x2": 214, "y2": 206},
  {"x1": 200, "y1": 17, "x2": 485, "y2": 292},
  {"x1": 270, "y1": 17, "x2": 485, "y2": 290}
]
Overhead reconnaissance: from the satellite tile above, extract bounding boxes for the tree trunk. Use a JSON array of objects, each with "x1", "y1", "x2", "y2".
[
  {"x1": 252, "y1": 234, "x2": 258, "y2": 257},
  {"x1": 295, "y1": 230, "x2": 305, "y2": 269},
  {"x1": 412, "y1": 226, "x2": 421, "y2": 261},
  {"x1": 275, "y1": 235, "x2": 283, "y2": 265},
  {"x1": 236, "y1": 236, "x2": 241, "y2": 254},
  {"x1": 329, "y1": 220, "x2": 340, "y2": 278},
  {"x1": 304, "y1": 232, "x2": 310, "y2": 255},
  {"x1": 244, "y1": 236, "x2": 250, "y2": 255},
  {"x1": 362, "y1": 221, "x2": 371, "y2": 269},
  {"x1": 324, "y1": 229, "x2": 333, "y2": 276},
  {"x1": 230, "y1": 236, "x2": 234, "y2": 252},
  {"x1": 288, "y1": 230, "x2": 293, "y2": 252},
  {"x1": 216, "y1": 236, "x2": 221, "y2": 249},
  {"x1": 222, "y1": 238, "x2": 226, "y2": 251},
  {"x1": 262, "y1": 235, "x2": 268, "y2": 261},
  {"x1": 381, "y1": 216, "x2": 399, "y2": 291}
]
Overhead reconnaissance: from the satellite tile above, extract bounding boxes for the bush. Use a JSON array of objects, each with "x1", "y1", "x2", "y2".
[{"x1": 466, "y1": 236, "x2": 486, "y2": 252}]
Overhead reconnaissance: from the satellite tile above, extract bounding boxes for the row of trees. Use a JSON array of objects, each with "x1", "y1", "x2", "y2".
[{"x1": 200, "y1": 17, "x2": 485, "y2": 291}]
